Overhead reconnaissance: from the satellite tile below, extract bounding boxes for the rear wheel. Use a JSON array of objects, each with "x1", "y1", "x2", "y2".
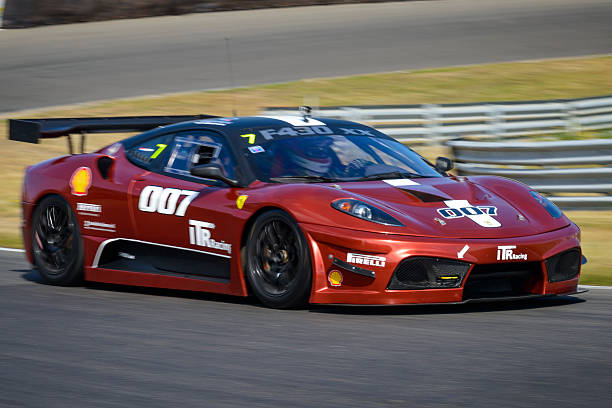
[
  {"x1": 31, "y1": 195, "x2": 83, "y2": 285},
  {"x1": 245, "y1": 210, "x2": 312, "y2": 309}
]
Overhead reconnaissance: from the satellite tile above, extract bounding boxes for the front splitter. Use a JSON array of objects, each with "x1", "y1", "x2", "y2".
[{"x1": 315, "y1": 289, "x2": 588, "y2": 307}]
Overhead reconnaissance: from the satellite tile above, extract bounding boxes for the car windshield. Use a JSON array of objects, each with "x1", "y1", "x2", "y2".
[{"x1": 242, "y1": 126, "x2": 442, "y2": 183}]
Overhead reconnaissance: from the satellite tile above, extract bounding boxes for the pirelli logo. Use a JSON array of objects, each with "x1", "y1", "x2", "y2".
[{"x1": 347, "y1": 253, "x2": 386, "y2": 268}]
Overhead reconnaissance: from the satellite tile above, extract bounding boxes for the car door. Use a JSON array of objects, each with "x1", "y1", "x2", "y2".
[{"x1": 126, "y1": 129, "x2": 240, "y2": 281}]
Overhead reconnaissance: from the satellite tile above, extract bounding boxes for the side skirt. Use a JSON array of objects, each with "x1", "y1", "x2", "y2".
[
  {"x1": 85, "y1": 267, "x2": 235, "y2": 295},
  {"x1": 93, "y1": 238, "x2": 230, "y2": 282}
]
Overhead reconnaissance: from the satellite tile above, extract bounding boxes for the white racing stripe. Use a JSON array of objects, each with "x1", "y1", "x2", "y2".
[
  {"x1": 384, "y1": 179, "x2": 420, "y2": 187},
  {"x1": 257, "y1": 116, "x2": 326, "y2": 127}
]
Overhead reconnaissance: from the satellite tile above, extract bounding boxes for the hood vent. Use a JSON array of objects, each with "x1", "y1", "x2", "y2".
[{"x1": 401, "y1": 189, "x2": 449, "y2": 203}]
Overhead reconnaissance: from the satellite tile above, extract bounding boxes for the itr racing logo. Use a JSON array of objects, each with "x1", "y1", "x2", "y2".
[
  {"x1": 188, "y1": 220, "x2": 232, "y2": 254},
  {"x1": 496, "y1": 245, "x2": 528, "y2": 261},
  {"x1": 347, "y1": 253, "x2": 386, "y2": 268}
]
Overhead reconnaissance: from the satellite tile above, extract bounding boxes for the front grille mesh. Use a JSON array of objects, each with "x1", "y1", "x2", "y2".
[
  {"x1": 388, "y1": 257, "x2": 471, "y2": 290},
  {"x1": 463, "y1": 262, "x2": 542, "y2": 300}
]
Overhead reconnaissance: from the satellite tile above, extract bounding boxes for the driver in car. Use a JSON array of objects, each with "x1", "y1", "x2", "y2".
[{"x1": 270, "y1": 137, "x2": 339, "y2": 177}]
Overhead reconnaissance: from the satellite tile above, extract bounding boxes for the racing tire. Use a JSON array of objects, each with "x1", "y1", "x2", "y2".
[
  {"x1": 245, "y1": 210, "x2": 312, "y2": 309},
  {"x1": 31, "y1": 195, "x2": 84, "y2": 286}
]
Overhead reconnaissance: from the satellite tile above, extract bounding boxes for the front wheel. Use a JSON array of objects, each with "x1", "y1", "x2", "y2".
[
  {"x1": 245, "y1": 210, "x2": 312, "y2": 309},
  {"x1": 31, "y1": 195, "x2": 83, "y2": 285}
]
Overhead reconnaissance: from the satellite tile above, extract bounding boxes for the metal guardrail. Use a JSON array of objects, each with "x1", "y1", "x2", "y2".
[
  {"x1": 263, "y1": 97, "x2": 612, "y2": 209},
  {"x1": 263, "y1": 95, "x2": 612, "y2": 144},
  {"x1": 447, "y1": 139, "x2": 612, "y2": 210}
]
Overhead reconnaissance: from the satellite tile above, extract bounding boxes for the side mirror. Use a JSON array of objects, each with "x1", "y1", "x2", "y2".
[
  {"x1": 435, "y1": 157, "x2": 453, "y2": 173},
  {"x1": 190, "y1": 164, "x2": 240, "y2": 187}
]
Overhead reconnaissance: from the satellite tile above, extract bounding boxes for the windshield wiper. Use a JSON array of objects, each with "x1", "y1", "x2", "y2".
[
  {"x1": 356, "y1": 171, "x2": 426, "y2": 181},
  {"x1": 269, "y1": 175, "x2": 337, "y2": 183}
]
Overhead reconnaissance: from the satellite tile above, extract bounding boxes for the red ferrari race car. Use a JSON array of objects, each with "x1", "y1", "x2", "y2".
[{"x1": 10, "y1": 110, "x2": 585, "y2": 308}]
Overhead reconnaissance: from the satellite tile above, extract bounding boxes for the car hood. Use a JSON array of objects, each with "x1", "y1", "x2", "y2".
[
  {"x1": 336, "y1": 176, "x2": 571, "y2": 238},
  {"x1": 263, "y1": 176, "x2": 571, "y2": 239}
]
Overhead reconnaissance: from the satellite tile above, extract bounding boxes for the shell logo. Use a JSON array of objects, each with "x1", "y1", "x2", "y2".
[
  {"x1": 328, "y1": 270, "x2": 343, "y2": 287},
  {"x1": 70, "y1": 167, "x2": 92, "y2": 196}
]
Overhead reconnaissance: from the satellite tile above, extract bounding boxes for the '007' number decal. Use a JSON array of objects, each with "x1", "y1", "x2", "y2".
[{"x1": 138, "y1": 186, "x2": 198, "y2": 216}]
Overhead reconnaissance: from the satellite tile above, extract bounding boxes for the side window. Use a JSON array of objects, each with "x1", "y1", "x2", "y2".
[
  {"x1": 164, "y1": 131, "x2": 236, "y2": 180},
  {"x1": 127, "y1": 135, "x2": 169, "y2": 168}
]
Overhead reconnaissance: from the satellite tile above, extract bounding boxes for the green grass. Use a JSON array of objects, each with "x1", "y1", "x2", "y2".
[
  {"x1": 1, "y1": 55, "x2": 611, "y2": 284},
  {"x1": 566, "y1": 211, "x2": 612, "y2": 286}
]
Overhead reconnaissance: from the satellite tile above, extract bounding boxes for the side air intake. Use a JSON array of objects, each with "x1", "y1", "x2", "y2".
[{"x1": 545, "y1": 248, "x2": 581, "y2": 283}]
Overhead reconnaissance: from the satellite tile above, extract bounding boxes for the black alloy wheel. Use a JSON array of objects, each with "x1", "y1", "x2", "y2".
[
  {"x1": 31, "y1": 195, "x2": 83, "y2": 285},
  {"x1": 245, "y1": 210, "x2": 312, "y2": 309}
]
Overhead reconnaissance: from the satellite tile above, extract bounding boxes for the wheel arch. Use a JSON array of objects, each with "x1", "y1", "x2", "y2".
[
  {"x1": 239, "y1": 205, "x2": 314, "y2": 300},
  {"x1": 25, "y1": 192, "x2": 68, "y2": 260},
  {"x1": 239, "y1": 206, "x2": 286, "y2": 293},
  {"x1": 29, "y1": 193, "x2": 84, "y2": 285}
]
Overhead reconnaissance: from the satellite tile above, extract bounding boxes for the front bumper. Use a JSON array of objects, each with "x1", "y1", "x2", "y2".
[{"x1": 301, "y1": 222, "x2": 582, "y2": 305}]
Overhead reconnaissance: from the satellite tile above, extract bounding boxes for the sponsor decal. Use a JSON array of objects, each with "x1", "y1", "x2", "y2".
[
  {"x1": 118, "y1": 252, "x2": 135, "y2": 260},
  {"x1": 496, "y1": 245, "x2": 528, "y2": 261},
  {"x1": 77, "y1": 203, "x2": 102, "y2": 213},
  {"x1": 338, "y1": 128, "x2": 375, "y2": 136},
  {"x1": 149, "y1": 144, "x2": 167, "y2": 159},
  {"x1": 384, "y1": 179, "x2": 420, "y2": 187},
  {"x1": 248, "y1": 145, "x2": 265, "y2": 154},
  {"x1": 241, "y1": 134, "x2": 256, "y2": 144},
  {"x1": 84, "y1": 220, "x2": 116, "y2": 232},
  {"x1": 188, "y1": 220, "x2": 232, "y2": 254},
  {"x1": 457, "y1": 244, "x2": 469, "y2": 259},
  {"x1": 256, "y1": 125, "x2": 333, "y2": 140},
  {"x1": 138, "y1": 147, "x2": 154, "y2": 152},
  {"x1": 138, "y1": 186, "x2": 198, "y2": 216},
  {"x1": 328, "y1": 270, "x2": 343, "y2": 287},
  {"x1": 236, "y1": 195, "x2": 248, "y2": 210},
  {"x1": 437, "y1": 200, "x2": 501, "y2": 228},
  {"x1": 70, "y1": 167, "x2": 92, "y2": 196},
  {"x1": 434, "y1": 217, "x2": 447, "y2": 226},
  {"x1": 347, "y1": 253, "x2": 386, "y2": 268}
]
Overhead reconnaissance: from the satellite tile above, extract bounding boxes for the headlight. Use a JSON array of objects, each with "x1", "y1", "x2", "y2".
[
  {"x1": 331, "y1": 198, "x2": 404, "y2": 226},
  {"x1": 530, "y1": 191, "x2": 562, "y2": 218}
]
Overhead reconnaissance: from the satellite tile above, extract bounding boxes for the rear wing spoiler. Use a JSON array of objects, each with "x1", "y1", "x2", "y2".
[{"x1": 9, "y1": 115, "x2": 217, "y2": 153}]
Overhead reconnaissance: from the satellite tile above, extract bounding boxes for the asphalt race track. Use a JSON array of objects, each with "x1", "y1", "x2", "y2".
[
  {"x1": 0, "y1": 0, "x2": 611, "y2": 113},
  {"x1": 1, "y1": 250, "x2": 611, "y2": 407}
]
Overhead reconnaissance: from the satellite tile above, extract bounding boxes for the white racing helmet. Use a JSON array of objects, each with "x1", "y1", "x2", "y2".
[{"x1": 287, "y1": 137, "x2": 333, "y2": 175}]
